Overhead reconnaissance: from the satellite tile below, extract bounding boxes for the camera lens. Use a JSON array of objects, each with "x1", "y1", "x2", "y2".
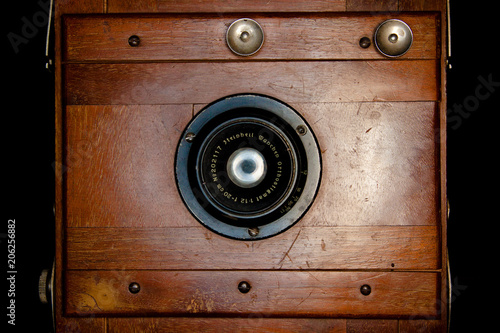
[{"x1": 175, "y1": 95, "x2": 321, "y2": 240}]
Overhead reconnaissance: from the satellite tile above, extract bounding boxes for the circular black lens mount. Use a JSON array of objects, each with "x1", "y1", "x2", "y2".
[{"x1": 175, "y1": 94, "x2": 321, "y2": 240}]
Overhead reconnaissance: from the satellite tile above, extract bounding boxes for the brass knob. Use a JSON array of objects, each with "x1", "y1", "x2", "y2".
[
  {"x1": 374, "y1": 19, "x2": 413, "y2": 57},
  {"x1": 226, "y1": 18, "x2": 264, "y2": 56}
]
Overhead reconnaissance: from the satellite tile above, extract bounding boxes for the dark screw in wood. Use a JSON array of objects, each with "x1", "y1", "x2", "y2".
[
  {"x1": 129, "y1": 282, "x2": 141, "y2": 294},
  {"x1": 128, "y1": 35, "x2": 141, "y2": 47},
  {"x1": 360, "y1": 284, "x2": 371, "y2": 296},
  {"x1": 238, "y1": 281, "x2": 251, "y2": 293},
  {"x1": 359, "y1": 37, "x2": 371, "y2": 49}
]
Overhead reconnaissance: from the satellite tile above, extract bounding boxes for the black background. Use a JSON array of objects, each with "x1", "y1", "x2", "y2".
[{"x1": 3, "y1": 1, "x2": 498, "y2": 332}]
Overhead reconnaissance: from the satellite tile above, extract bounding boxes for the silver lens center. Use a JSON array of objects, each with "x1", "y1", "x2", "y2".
[{"x1": 227, "y1": 148, "x2": 267, "y2": 188}]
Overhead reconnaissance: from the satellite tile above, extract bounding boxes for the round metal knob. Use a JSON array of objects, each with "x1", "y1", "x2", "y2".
[
  {"x1": 226, "y1": 18, "x2": 264, "y2": 56},
  {"x1": 38, "y1": 259, "x2": 56, "y2": 331},
  {"x1": 374, "y1": 19, "x2": 413, "y2": 57},
  {"x1": 227, "y1": 148, "x2": 267, "y2": 188}
]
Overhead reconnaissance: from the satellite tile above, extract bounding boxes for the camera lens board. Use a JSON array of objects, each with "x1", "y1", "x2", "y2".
[{"x1": 175, "y1": 95, "x2": 321, "y2": 240}]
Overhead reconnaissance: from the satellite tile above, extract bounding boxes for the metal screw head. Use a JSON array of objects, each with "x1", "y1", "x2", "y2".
[
  {"x1": 128, "y1": 35, "x2": 141, "y2": 47},
  {"x1": 360, "y1": 284, "x2": 371, "y2": 296},
  {"x1": 238, "y1": 281, "x2": 251, "y2": 293},
  {"x1": 185, "y1": 132, "x2": 196, "y2": 143},
  {"x1": 129, "y1": 282, "x2": 141, "y2": 294},
  {"x1": 296, "y1": 125, "x2": 307, "y2": 136},
  {"x1": 359, "y1": 37, "x2": 371, "y2": 49},
  {"x1": 248, "y1": 227, "x2": 260, "y2": 237}
]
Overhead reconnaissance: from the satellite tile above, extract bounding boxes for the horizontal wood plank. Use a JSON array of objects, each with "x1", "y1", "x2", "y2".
[
  {"x1": 65, "y1": 270, "x2": 439, "y2": 318},
  {"x1": 63, "y1": 14, "x2": 437, "y2": 61},
  {"x1": 346, "y1": 319, "x2": 398, "y2": 332},
  {"x1": 56, "y1": 317, "x2": 105, "y2": 333},
  {"x1": 399, "y1": 319, "x2": 443, "y2": 332},
  {"x1": 106, "y1": 317, "x2": 445, "y2": 332},
  {"x1": 399, "y1": 0, "x2": 444, "y2": 11},
  {"x1": 66, "y1": 226, "x2": 439, "y2": 270},
  {"x1": 65, "y1": 103, "x2": 438, "y2": 228},
  {"x1": 346, "y1": 0, "x2": 398, "y2": 11},
  {"x1": 64, "y1": 61, "x2": 438, "y2": 105},
  {"x1": 107, "y1": 0, "x2": 347, "y2": 13},
  {"x1": 108, "y1": 317, "x2": 347, "y2": 332}
]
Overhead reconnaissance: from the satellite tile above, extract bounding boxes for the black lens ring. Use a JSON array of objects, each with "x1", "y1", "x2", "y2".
[
  {"x1": 175, "y1": 94, "x2": 321, "y2": 240},
  {"x1": 197, "y1": 118, "x2": 298, "y2": 219}
]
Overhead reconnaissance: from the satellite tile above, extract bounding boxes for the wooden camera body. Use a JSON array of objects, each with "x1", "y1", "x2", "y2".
[{"x1": 52, "y1": 0, "x2": 449, "y2": 331}]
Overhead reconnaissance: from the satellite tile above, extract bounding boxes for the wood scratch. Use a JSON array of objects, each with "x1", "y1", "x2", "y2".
[
  {"x1": 296, "y1": 290, "x2": 313, "y2": 308},
  {"x1": 277, "y1": 229, "x2": 302, "y2": 267},
  {"x1": 82, "y1": 292, "x2": 102, "y2": 311}
]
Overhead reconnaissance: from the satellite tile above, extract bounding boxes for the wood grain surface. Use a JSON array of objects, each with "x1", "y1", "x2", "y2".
[
  {"x1": 64, "y1": 61, "x2": 438, "y2": 105},
  {"x1": 65, "y1": 102, "x2": 438, "y2": 228},
  {"x1": 63, "y1": 14, "x2": 437, "y2": 61},
  {"x1": 65, "y1": 270, "x2": 439, "y2": 317},
  {"x1": 106, "y1": 0, "x2": 444, "y2": 13},
  {"x1": 54, "y1": 0, "x2": 448, "y2": 330},
  {"x1": 107, "y1": 0, "x2": 347, "y2": 13},
  {"x1": 66, "y1": 226, "x2": 439, "y2": 270}
]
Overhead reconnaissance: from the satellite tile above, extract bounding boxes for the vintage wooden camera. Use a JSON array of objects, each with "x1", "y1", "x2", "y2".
[{"x1": 44, "y1": 0, "x2": 450, "y2": 331}]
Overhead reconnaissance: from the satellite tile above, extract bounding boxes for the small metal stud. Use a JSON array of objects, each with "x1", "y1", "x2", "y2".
[
  {"x1": 238, "y1": 281, "x2": 251, "y2": 293},
  {"x1": 128, "y1": 35, "x2": 141, "y2": 47},
  {"x1": 296, "y1": 125, "x2": 307, "y2": 136},
  {"x1": 248, "y1": 227, "x2": 260, "y2": 237},
  {"x1": 360, "y1": 284, "x2": 371, "y2": 296},
  {"x1": 185, "y1": 132, "x2": 196, "y2": 143},
  {"x1": 129, "y1": 282, "x2": 141, "y2": 294},
  {"x1": 359, "y1": 37, "x2": 371, "y2": 49}
]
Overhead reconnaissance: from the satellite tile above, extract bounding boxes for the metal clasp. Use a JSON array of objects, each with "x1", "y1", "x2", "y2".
[{"x1": 44, "y1": 0, "x2": 54, "y2": 71}]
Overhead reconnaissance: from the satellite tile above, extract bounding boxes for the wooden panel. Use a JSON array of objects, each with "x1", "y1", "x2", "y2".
[
  {"x1": 64, "y1": 61, "x2": 438, "y2": 105},
  {"x1": 346, "y1": 319, "x2": 397, "y2": 332},
  {"x1": 55, "y1": 0, "x2": 104, "y2": 16},
  {"x1": 66, "y1": 226, "x2": 439, "y2": 270},
  {"x1": 294, "y1": 102, "x2": 439, "y2": 227},
  {"x1": 108, "y1": 317, "x2": 347, "y2": 332},
  {"x1": 399, "y1": 0, "x2": 443, "y2": 11},
  {"x1": 56, "y1": 317, "x2": 106, "y2": 333},
  {"x1": 399, "y1": 320, "x2": 443, "y2": 332},
  {"x1": 346, "y1": 0, "x2": 398, "y2": 11},
  {"x1": 55, "y1": 0, "x2": 447, "y2": 331},
  {"x1": 65, "y1": 103, "x2": 438, "y2": 228},
  {"x1": 62, "y1": 14, "x2": 437, "y2": 61},
  {"x1": 65, "y1": 270, "x2": 439, "y2": 318},
  {"x1": 107, "y1": 0, "x2": 346, "y2": 13},
  {"x1": 65, "y1": 105, "x2": 194, "y2": 228}
]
